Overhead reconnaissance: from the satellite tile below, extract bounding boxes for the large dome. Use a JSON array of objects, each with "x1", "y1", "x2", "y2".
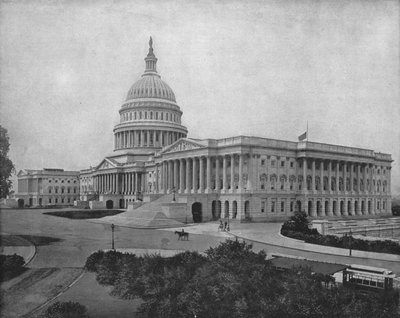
[{"x1": 126, "y1": 75, "x2": 176, "y2": 102}]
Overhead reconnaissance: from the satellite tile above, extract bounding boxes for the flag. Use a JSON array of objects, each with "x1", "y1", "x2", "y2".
[{"x1": 298, "y1": 131, "x2": 307, "y2": 141}]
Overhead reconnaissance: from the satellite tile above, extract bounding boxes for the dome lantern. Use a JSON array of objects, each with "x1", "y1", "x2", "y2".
[{"x1": 144, "y1": 36, "x2": 158, "y2": 75}]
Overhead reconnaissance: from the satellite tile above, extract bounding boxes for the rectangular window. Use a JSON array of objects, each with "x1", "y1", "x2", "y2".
[
  {"x1": 281, "y1": 201, "x2": 284, "y2": 212},
  {"x1": 271, "y1": 201, "x2": 275, "y2": 213},
  {"x1": 261, "y1": 201, "x2": 265, "y2": 213},
  {"x1": 281, "y1": 161, "x2": 285, "y2": 167},
  {"x1": 261, "y1": 159, "x2": 265, "y2": 166},
  {"x1": 271, "y1": 160, "x2": 275, "y2": 167},
  {"x1": 290, "y1": 162, "x2": 294, "y2": 168},
  {"x1": 49, "y1": 198, "x2": 52, "y2": 203},
  {"x1": 290, "y1": 201, "x2": 294, "y2": 212}
]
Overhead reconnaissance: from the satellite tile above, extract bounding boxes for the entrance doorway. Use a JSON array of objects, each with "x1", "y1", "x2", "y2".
[
  {"x1": 106, "y1": 200, "x2": 114, "y2": 209},
  {"x1": 18, "y1": 199, "x2": 24, "y2": 208},
  {"x1": 192, "y1": 202, "x2": 202, "y2": 223}
]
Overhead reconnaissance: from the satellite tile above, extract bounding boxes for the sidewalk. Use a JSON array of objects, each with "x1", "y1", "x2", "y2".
[{"x1": 169, "y1": 222, "x2": 400, "y2": 263}]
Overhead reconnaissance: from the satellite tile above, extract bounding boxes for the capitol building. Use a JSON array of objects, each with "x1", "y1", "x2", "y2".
[{"x1": 21, "y1": 38, "x2": 392, "y2": 222}]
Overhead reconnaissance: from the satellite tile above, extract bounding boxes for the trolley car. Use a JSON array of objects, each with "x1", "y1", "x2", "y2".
[{"x1": 343, "y1": 264, "x2": 396, "y2": 290}]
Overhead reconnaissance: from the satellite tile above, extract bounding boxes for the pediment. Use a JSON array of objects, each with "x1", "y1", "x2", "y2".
[
  {"x1": 161, "y1": 139, "x2": 205, "y2": 154},
  {"x1": 96, "y1": 158, "x2": 117, "y2": 171}
]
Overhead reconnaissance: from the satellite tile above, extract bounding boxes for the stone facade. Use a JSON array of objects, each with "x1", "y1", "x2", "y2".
[
  {"x1": 16, "y1": 169, "x2": 79, "y2": 207},
  {"x1": 79, "y1": 38, "x2": 392, "y2": 221}
]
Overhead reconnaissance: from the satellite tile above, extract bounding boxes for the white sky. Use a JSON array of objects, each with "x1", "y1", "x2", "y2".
[{"x1": 1, "y1": 0, "x2": 399, "y2": 195}]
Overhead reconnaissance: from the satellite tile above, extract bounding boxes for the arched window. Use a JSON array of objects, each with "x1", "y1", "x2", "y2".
[
  {"x1": 161, "y1": 113, "x2": 164, "y2": 120},
  {"x1": 145, "y1": 112, "x2": 147, "y2": 119},
  {"x1": 339, "y1": 178, "x2": 343, "y2": 191},
  {"x1": 306, "y1": 176, "x2": 312, "y2": 190},
  {"x1": 139, "y1": 112, "x2": 142, "y2": 119},
  {"x1": 298, "y1": 176, "x2": 303, "y2": 190},
  {"x1": 134, "y1": 112, "x2": 137, "y2": 120},
  {"x1": 280, "y1": 175, "x2": 287, "y2": 190},
  {"x1": 61, "y1": 187, "x2": 65, "y2": 194},
  {"x1": 260, "y1": 174, "x2": 267, "y2": 190},
  {"x1": 156, "y1": 112, "x2": 158, "y2": 120},
  {"x1": 270, "y1": 175, "x2": 277, "y2": 190},
  {"x1": 323, "y1": 177, "x2": 328, "y2": 191},
  {"x1": 166, "y1": 113, "x2": 169, "y2": 121},
  {"x1": 315, "y1": 176, "x2": 320, "y2": 190},
  {"x1": 48, "y1": 186, "x2": 52, "y2": 194},
  {"x1": 130, "y1": 112, "x2": 132, "y2": 120},
  {"x1": 289, "y1": 175, "x2": 295, "y2": 190}
]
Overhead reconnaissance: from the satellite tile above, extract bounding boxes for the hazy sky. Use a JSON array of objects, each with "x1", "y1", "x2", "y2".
[{"x1": 1, "y1": 0, "x2": 399, "y2": 195}]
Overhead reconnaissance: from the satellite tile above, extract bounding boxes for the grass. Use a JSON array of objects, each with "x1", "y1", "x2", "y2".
[{"x1": 43, "y1": 210, "x2": 124, "y2": 219}]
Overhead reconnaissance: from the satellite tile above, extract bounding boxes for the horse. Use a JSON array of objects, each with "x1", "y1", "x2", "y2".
[{"x1": 175, "y1": 231, "x2": 189, "y2": 240}]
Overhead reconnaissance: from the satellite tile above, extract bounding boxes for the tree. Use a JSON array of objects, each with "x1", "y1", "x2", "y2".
[{"x1": 0, "y1": 125, "x2": 15, "y2": 198}]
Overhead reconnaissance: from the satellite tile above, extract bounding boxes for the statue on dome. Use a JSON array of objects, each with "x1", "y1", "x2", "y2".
[{"x1": 149, "y1": 36, "x2": 153, "y2": 49}]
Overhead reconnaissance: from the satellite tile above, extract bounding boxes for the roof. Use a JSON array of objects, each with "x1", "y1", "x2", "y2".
[{"x1": 270, "y1": 257, "x2": 348, "y2": 276}]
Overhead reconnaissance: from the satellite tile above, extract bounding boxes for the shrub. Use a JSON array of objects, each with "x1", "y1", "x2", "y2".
[
  {"x1": 42, "y1": 301, "x2": 89, "y2": 318},
  {"x1": 0, "y1": 254, "x2": 25, "y2": 281}
]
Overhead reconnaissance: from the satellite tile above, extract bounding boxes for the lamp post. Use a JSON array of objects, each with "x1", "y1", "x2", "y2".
[
  {"x1": 111, "y1": 223, "x2": 115, "y2": 250},
  {"x1": 348, "y1": 228, "x2": 352, "y2": 256}
]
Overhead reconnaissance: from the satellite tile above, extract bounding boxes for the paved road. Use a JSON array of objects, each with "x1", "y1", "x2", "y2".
[
  {"x1": 0, "y1": 209, "x2": 226, "y2": 317},
  {"x1": 1, "y1": 208, "x2": 400, "y2": 317}
]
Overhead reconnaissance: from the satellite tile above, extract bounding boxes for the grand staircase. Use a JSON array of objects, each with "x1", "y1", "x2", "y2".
[{"x1": 95, "y1": 194, "x2": 186, "y2": 228}]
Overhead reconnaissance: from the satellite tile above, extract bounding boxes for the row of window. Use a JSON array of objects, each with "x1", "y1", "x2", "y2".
[
  {"x1": 48, "y1": 179, "x2": 77, "y2": 183},
  {"x1": 48, "y1": 186, "x2": 78, "y2": 194},
  {"x1": 260, "y1": 158, "x2": 387, "y2": 175},
  {"x1": 48, "y1": 197, "x2": 77, "y2": 204},
  {"x1": 261, "y1": 199, "x2": 387, "y2": 214},
  {"x1": 259, "y1": 175, "x2": 388, "y2": 192},
  {"x1": 121, "y1": 110, "x2": 180, "y2": 123},
  {"x1": 261, "y1": 200, "x2": 295, "y2": 213}
]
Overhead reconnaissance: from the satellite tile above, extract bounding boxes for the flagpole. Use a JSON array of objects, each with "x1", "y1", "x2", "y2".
[{"x1": 306, "y1": 121, "x2": 309, "y2": 141}]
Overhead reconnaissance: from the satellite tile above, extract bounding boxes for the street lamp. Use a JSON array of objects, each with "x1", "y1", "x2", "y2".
[
  {"x1": 111, "y1": 223, "x2": 115, "y2": 250},
  {"x1": 348, "y1": 229, "x2": 352, "y2": 256}
]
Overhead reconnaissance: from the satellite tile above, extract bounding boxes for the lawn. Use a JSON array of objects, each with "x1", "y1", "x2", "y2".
[{"x1": 44, "y1": 210, "x2": 124, "y2": 219}]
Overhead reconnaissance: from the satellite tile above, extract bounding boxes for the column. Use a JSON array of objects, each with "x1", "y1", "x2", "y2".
[
  {"x1": 168, "y1": 160, "x2": 172, "y2": 192},
  {"x1": 328, "y1": 161, "x2": 332, "y2": 193},
  {"x1": 223, "y1": 156, "x2": 227, "y2": 192},
  {"x1": 302, "y1": 158, "x2": 307, "y2": 191},
  {"x1": 320, "y1": 160, "x2": 324, "y2": 192},
  {"x1": 179, "y1": 159, "x2": 185, "y2": 193},
  {"x1": 155, "y1": 165, "x2": 159, "y2": 193},
  {"x1": 174, "y1": 160, "x2": 178, "y2": 190},
  {"x1": 350, "y1": 163, "x2": 354, "y2": 193},
  {"x1": 230, "y1": 154, "x2": 235, "y2": 192},
  {"x1": 206, "y1": 156, "x2": 211, "y2": 193},
  {"x1": 185, "y1": 158, "x2": 191, "y2": 193},
  {"x1": 336, "y1": 162, "x2": 340, "y2": 192},
  {"x1": 363, "y1": 164, "x2": 367, "y2": 193},
  {"x1": 311, "y1": 159, "x2": 316, "y2": 192},
  {"x1": 215, "y1": 157, "x2": 220, "y2": 191},
  {"x1": 199, "y1": 157, "x2": 204, "y2": 192},
  {"x1": 192, "y1": 157, "x2": 197, "y2": 193},
  {"x1": 238, "y1": 154, "x2": 243, "y2": 191},
  {"x1": 140, "y1": 131, "x2": 144, "y2": 147},
  {"x1": 357, "y1": 164, "x2": 361, "y2": 193}
]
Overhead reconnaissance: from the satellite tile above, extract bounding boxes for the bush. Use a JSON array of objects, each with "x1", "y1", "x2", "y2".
[
  {"x1": 42, "y1": 301, "x2": 89, "y2": 318},
  {"x1": 0, "y1": 254, "x2": 25, "y2": 281}
]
